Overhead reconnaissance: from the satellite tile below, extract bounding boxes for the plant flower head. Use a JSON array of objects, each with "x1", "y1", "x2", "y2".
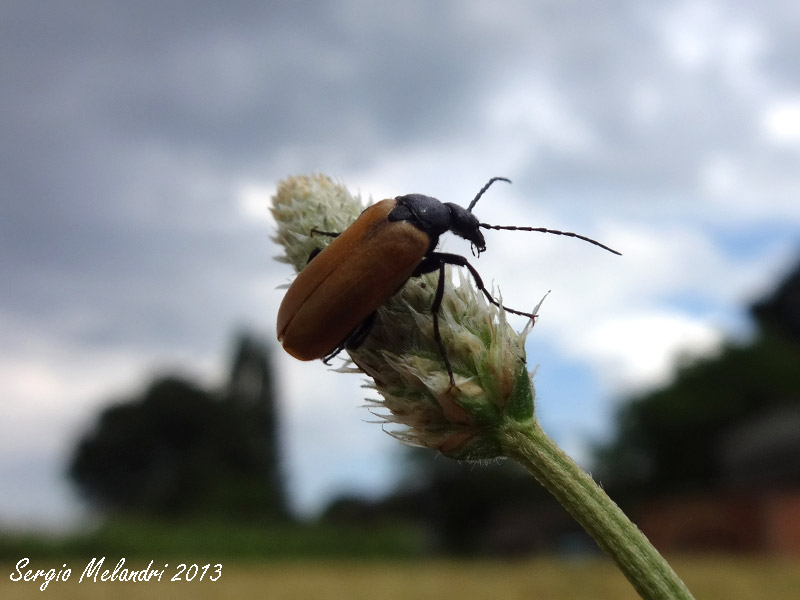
[{"x1": 271, "y1": 174, "x2": 539, "y2": 460}]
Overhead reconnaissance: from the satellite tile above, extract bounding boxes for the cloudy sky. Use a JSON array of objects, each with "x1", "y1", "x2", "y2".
[{"x1": 2, "y1": 1, "x2": 798, "y2": 527}]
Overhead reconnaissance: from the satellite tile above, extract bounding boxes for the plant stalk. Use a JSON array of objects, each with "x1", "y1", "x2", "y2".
[{"x1": 501, "y1": 419, "x2": 694, "y2": 600}]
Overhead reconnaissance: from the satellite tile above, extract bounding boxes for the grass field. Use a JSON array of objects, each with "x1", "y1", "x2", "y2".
[{"x1": 3, "y1": 556, "x2": 799, "y2": 599}]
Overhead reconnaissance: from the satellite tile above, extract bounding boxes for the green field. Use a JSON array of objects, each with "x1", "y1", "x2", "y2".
[{"x1": 3, "y1": 556, "x2": 799, "y2": 599}]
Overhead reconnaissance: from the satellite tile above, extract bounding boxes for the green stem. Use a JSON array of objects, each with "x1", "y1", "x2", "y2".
[{"x1": 500, "y1": 419, "x2": 694, "y2": 600}]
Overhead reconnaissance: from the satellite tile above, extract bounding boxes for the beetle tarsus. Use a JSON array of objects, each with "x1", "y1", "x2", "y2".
[
  {"x1": 322, "y1": 344, "x2": 345, "y2": 365},
  {"x1": 320, "y1": 313, "x2": 378, "y2": 366}
]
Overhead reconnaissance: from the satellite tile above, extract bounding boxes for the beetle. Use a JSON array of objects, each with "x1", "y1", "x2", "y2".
[{"x1": 276, "y1": 177, "x2": 620, "y2": 386}]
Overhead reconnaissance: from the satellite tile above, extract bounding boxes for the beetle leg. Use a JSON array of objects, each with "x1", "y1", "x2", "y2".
[
  {"x1": 429, "y1": 252, "x2": 538, "y2": 321},
  {"x1": 411, "y1": 254, "x2": 458, "y2": 385},
  {"x1": 430, "y1": 260, "x2": 457, "y2": 388},
  {"x1": 321, "y1": 343, "x2": 346, "y2": 365},
  {"x1": 321, "y1": 312, "x2": 378, "y2": 366},
  {"x1": 306, "y1": 247, "x2": 322, "y2": 264},
  {"x1": 411, "y1": 255, "x2": 441, "y2": 277},
  {"x1": 344, "y1": 312, "x2": 377, "y2": 351},
  {"x1": 310, "y1": 228, "x2": 340, "y2": 238},
  {"x1": 413, "y1": 255, "x2": 461, "y2": 386},
  {"x1": 306, "y1": 227, "x2": 342, "y2": 264}
]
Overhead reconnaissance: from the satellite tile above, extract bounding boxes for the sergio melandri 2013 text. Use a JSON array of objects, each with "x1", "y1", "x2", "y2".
[{"x1": 9, "y1": 556, "x2": 222, "y2": 591}]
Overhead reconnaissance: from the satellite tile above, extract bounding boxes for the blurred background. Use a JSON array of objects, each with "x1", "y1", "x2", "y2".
[{"x1": 2, "y1": 0, "x2": 799, "y2": 597}]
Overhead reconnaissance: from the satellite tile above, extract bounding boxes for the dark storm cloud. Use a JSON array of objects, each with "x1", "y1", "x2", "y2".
[
  {"x1": 0, "y1": 1, "x2": 526, "y2": 356},
  {"x1": 439, "y1": 1, "x2": 800, "y2": 210},
  {"x1": 1, "y1": 1, "x2": 504, "y2": 168},
  {"x1": 1, "y1": 0, "x2": 798, "y2": 359},
  {"x1": 486, "y1": 2, "x2": 770, "y2": 198}
]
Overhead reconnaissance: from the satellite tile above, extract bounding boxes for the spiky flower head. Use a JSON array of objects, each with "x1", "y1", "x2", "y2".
[
  {"x1": 271, "y1": 174, "x2": 539, "y2": 460},
  {"x1": 274, "y1": 181, "x2": 696, "y2": 599}
]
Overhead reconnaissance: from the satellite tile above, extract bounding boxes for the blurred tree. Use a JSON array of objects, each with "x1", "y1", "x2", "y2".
[
  {"x1": 752, "y1": 259, "x2": 800, "y2": 342},
  {"x1": 68, "y1": 332, "x2": 288, "y2": 521},
  {"x1": 595, "y1": 256, "x2": 800, "y2": 497},
  {"x1": 224, "y1": 332, "x2": 287, "y2": 519}
]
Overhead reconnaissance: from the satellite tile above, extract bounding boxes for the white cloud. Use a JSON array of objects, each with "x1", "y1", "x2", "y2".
[
  {"x1": 700, "y1": 153, "x2": 742, "y2": 198},
  {"x1": 486, "y1": 78, "x2": 598, "y2": 155},
  {"x1": 561, "y1": 310, "x2": 724, "y2": 393},
  {"x1": 761, "y1": 97, "x2": 800, "y2": 144},
  {"x1": 235, "y1": 181, "x2": 277, "y2": 223},
  {"x1": 658, "y1": 0, "x2": 766, "y2": 88}
]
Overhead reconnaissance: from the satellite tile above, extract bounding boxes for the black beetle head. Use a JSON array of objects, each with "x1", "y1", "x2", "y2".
[{"x1": 445, "y1": 202, "x2": 486, "y2": 255}]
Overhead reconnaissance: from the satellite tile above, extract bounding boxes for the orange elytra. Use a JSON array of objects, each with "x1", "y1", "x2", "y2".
[{"x1": 277, "y1": 198, "x2": 429, "y2": 361}]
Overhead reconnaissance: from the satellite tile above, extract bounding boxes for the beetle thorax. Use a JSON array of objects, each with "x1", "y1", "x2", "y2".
[{"x1": 390, "y1": 194, "x2": 487, "y2": 254}]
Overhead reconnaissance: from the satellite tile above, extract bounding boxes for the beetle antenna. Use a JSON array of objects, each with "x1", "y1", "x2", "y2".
[
  {"x1": 480, "y1": 223, "x2": 622, "y2": 255},
  {"x1": 467, "y1": 177, "x2": 511, "y2": 212}
]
